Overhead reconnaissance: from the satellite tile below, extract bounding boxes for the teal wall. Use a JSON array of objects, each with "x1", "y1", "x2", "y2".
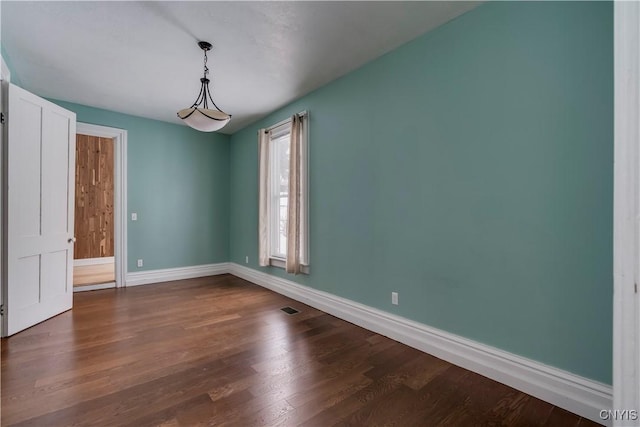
[
  {"x1": 1, "y1": 43, "x2": 22, "y2": 86},
  {"x1": 229, "y1": 2, "x2": 613, "y2": 384},
  {"x1": 52, "y1": 101, "x2": 230, "y2": 272}
]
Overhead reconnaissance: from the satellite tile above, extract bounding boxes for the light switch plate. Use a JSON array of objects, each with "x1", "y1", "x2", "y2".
[{"x1": 131, "y1": 213, "x2": 138, "y2": 221}]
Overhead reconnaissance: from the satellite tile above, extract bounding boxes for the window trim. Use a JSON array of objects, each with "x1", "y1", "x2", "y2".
[{"x1": 269, "y1": 257, "x2": 310, "y2": 274}]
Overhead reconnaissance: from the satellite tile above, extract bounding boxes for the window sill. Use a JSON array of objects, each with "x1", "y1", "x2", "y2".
[{"x1": 269, "y1": 257, "x2": 310, "y2": 275}]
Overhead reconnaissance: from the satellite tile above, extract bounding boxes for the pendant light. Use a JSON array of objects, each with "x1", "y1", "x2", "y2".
[{"x1": 177, "y1": 41, "x2": 231, "y2": 132}]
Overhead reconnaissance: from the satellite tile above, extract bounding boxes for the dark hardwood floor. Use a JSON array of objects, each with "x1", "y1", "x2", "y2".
[{"x1": 1, "y1": 274, "x2": 600, "y2": 426}]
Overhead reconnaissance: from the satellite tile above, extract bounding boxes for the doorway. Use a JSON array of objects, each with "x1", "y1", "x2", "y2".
[
  {"x1": 73, "y1": 134, "x2": 115, "y2": 288},
  {"x1": 72, "y1": 123, "x2": 127, "y2": 291}
]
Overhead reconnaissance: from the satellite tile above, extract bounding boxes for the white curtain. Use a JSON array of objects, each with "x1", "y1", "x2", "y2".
[
  {"x1": 258, "y1": 129, "x2": 270, "y2": 266},
  {"x1": 286, "y1": 114, "x2": 305, "y2": 274}
]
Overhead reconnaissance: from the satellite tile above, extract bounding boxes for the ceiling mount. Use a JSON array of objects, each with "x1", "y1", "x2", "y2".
[{"x1": 197, "y1": 41, "x2": 212, "y2": 51}]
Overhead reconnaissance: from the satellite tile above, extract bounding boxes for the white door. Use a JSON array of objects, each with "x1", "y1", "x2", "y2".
[{"x1": 4, "y1": 83, "x2": 76, "y2": 336}]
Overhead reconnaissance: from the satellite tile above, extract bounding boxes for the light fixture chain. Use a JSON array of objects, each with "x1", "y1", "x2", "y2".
[{"x1": 203, "y1": 49, "x2": 209, "y2": 78}]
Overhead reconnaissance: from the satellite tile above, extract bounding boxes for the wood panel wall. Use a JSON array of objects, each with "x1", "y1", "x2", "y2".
[{"x1": 74, "y1": 134, "x2": 114, "y2": 259}]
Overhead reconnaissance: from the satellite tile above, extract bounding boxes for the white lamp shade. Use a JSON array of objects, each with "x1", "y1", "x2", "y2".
[{"x1": 177, "y1": 108, "x2": 231, "y2": 132}]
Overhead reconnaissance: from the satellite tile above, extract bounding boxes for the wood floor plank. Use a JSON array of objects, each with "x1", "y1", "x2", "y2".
[
  {"x1": 73, "y1": 262, "x2": 115, "y2": 286},
  {"x1": 1, "y1": 274, "x2": 598, "y2": 426}
]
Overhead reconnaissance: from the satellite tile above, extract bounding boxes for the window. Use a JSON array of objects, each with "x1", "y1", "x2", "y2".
[
  {"x1": 269, "y1": 126, "x2": 290, "y2": 259},
  {"x1": 258, "y1": 112, "x2": 309, "y2": 274}
]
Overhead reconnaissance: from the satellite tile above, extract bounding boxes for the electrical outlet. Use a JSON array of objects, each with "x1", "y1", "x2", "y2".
[
  {"x1": 131, "y1": 212, "x2": 138, "y2": 221},
  {"x1": 245, "y1": 256, "x2": 249, "y2": 264},
  {"x1": 137, "y1": 259, "x2": 143, "y2": 268},
  {"x1": 391, "y1": 292, "x2": 399, "y2": 305}
]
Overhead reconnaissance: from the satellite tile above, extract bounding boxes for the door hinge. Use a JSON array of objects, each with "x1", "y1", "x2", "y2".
[
  {"x1": 0, "y1": 112, "x2": 5, "y2": 124},
  {"x1": 635, "y1": 283, "x2": 638, "y2": 294},
  {"x1": 0, "y1": 304, "x2": 4, "y2": 316}
]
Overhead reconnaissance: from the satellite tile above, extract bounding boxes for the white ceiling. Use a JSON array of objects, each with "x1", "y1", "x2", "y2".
[{"x1": 1, "y1": 1, "x2": 479, "y2": 134}]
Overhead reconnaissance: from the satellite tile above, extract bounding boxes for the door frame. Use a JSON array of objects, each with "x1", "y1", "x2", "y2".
[
  {"x1": 0, "y1": 57, "x2": 9, "y2": 321},
  {"x1": 75, "y1": 123, "x2": 127, "y2": 288},
  {"x1": 613, "y1": 0, "x2": 640, "y2": 422}
]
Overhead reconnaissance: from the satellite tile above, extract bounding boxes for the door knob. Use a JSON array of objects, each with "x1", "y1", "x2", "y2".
[{"x1": 68, "y1": 237, "x2": 76, "y2": 243}]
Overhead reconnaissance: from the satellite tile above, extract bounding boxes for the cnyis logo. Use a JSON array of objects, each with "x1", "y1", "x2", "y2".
[{"x1": 599, "y1": 409, "x2": 639, "y2": 421}]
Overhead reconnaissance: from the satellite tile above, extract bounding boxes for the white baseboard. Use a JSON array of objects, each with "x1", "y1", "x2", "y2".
[
  {"x1": 126, "y1": 262, "x2": 229, "y2": 287},
  {"x1": 227, "y1": 263, "x2": 612, "y2": 426},
  {"x1": 73, "y1": 282, "x2": 115, "y2": 292},
  {"x1": 74, "y1": 257, "x2": 114, "y2": 267}
]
